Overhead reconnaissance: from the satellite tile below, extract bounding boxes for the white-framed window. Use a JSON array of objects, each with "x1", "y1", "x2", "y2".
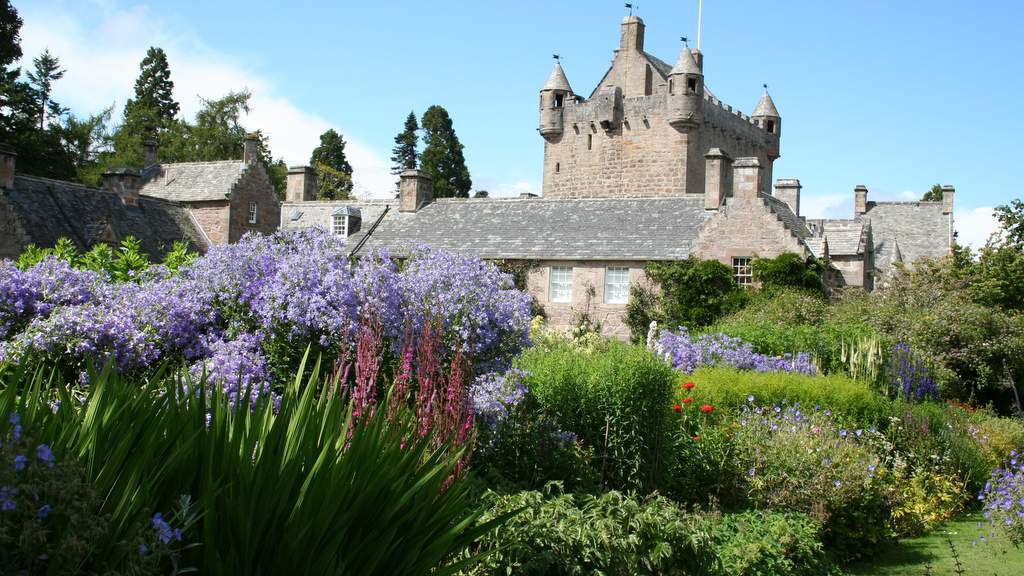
[
  {"x1": 247, "y1": 201, "x2": 257, "y2": 224},
  {"x1": 332, "y1": 214, "x2": 347, "y2": 237},
  {"x1": 549, "y1": 266, "x2": 573, "y2": 303},
  {"x1": 732, "y1": 257, "x2": 753, "y2": 286},
  {"x1": 604, "y1": 267, "x2": 630, "y2": 304}
]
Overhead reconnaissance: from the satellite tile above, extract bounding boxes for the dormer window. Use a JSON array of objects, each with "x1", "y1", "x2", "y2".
[
  {"x1": 554, "y1": 94, "x2": 564, "y2": 108},
  {"x1": 332, "y1": 214, "x2": 347, "y2": 237},
  {"x1": 248, "y1": 201, "x2": 257, "y2": 224},
  {"x1": 687, "y1": 77, "x2": 697, "y2": 93}
]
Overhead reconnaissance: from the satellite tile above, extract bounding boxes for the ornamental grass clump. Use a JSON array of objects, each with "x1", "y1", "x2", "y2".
[
  {"x1": 978, "y1": 451, "x2": 1024, "y2": 546},
  {"x1": 657, "y1": 327, "x2": 817, "y2": 375}
]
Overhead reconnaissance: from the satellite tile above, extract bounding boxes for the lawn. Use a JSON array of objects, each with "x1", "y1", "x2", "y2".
[{"x1": 847, "y1": 513, "x2": 1024, "y2": 575}]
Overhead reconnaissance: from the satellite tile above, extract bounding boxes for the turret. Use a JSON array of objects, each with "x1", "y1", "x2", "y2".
[
  {"x1": 539, "y1": 62, "x2": 573, "y2": 140},
  {"x1": 752, "y1": 88, "x2": 781, "y2": 161},
  {"x1": 667, "y1": 47, "x2": 703, "y2": 130}
]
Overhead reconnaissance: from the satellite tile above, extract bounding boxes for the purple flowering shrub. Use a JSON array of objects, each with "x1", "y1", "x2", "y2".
[
  {"x1": 729, "y1": 399, "x2": 893, "y2": 560},
  {"x1": 657, "y1": 327, "x2": 817, "y2": 375},
  {"x1": 1, "y1": 229, "x2": 532, "y2": 400},
  {"x1": 890, "y1": 343, "x2": 938, "y2": 402},
  {"x1": 471, "y1": 369, "x2": 529, "y2": 430},
  {"x1": 978, "y1": 451, "x2": 1024, "y2": 545}
]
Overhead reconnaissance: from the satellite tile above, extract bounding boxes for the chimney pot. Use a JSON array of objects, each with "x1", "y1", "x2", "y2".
[
  {"x1": 286, "y1": 165, "x2": 317, "y2": 202},
  {"x1": 855, "y1": 185, "x2": 869, "y2": 215},
  {"x1": 399, "y1": 169, "x2": 433, "y2": 212},
  {"x1": 774, "y1": 178, "x2": 802, "y2": 216},
  {"x1": 704, "y1": 147, "x2": 732, "y2": 210},
  {"x1": 243, "y1": 133, "x2": 260, "y2": 166},
  {"x1": 731, "y1": 157, "x2": 761, "y2": 200},
  {"x1": 941, "y1": 184, "x2": 954, "y2": 215}
]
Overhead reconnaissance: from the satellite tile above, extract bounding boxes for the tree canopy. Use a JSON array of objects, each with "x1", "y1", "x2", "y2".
[
  {"x1": 419, "y1": 105, "x2": 471, "y2": 198},
  {"x1": 390, "y1": 111, "x2": 419, "y2": 181},
  {"x1": 921, "y1": 183, "x2": 943, "y2": 202},
  {"x1": 310, "y1": 129, "x2": 354, "y2": 200}
]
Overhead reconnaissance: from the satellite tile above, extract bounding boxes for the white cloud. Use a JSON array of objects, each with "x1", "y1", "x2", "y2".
[
  {"x1": 955, "y1": 206, "x2": 999, "y2": 250},
  {"x1": 18, "y1": 1, "x2": 394, "y2": 197},
  {"x1": 488, "y1": 180, "x2": 541, "y2": 198},
  {"x1": 800, "y1": 193, "x2": 850, "y2": 219}
]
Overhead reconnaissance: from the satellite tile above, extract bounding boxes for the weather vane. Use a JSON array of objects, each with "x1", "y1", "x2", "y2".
[
  {"x1": 553, "y1": 54, "x2": 560, "y2": 61},
  {"x1": 625, "y1": 3, "x2": 637, "y2": 16},
  {"x1": 763, "y1": 83, "x2": 768, "y2": 90},
  {"x1": 681, "y1": 36, "x2": 689, "y2": 47}
]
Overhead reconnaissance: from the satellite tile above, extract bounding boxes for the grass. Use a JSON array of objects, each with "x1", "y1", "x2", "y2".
[{"x1": 846, "y1": 513, "x2": 1024, "y2": 575}]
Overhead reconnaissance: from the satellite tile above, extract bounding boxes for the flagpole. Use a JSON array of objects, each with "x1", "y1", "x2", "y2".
[{"x1": 697, "y1": 0, "x2": 703, "y2": 51}]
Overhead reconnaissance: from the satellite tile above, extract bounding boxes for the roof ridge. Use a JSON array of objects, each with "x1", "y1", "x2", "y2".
[
  {"x1": 14, "y1": 174, "x2": 100, "y2": 191},
  {"x1": 159, "y1": 160, "x2": 243, "y2": 168}
]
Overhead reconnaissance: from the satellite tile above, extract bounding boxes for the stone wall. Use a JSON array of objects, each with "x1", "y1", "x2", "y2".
[
  {"x1": 830, "y1": 256, "x2": 868, "y2": 288},
  {"x1": 227, "y1": 164, "x2": 281, "y2": 243},
  {"x1": 0, "y1": 196, "x2": 30, "y2": 259},
  {"x1": 188, "y1": 202, "x2": 230, "y2": 246},
  {"x1": 693, "y1": 196, "x2": 808, "y2": 264},
  {"x1": 526, "y1": 260, "x2": 653, "y2": 341}
]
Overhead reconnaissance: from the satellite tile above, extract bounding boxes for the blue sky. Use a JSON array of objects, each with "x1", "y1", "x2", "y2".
[{"x1": 17, "y1": 0, "x2": 1024, "y2": 247}]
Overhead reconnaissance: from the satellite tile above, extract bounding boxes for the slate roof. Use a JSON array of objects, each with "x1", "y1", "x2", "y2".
[
  {"x1": 762, "y1": 194, "x2": 811, "y2": 239},
  {"x1": 3, "y1": 175, "x2": 208, "y2": 258},
  {"x1": 138, "y1": 161, "x2": 245, "y2": 202},
  {"x1": 804, "y1": 238, "x2": 827, "y2": 260},
  {"x1": 670, "y1": 48, "x2": 701, "y2": 75},
  {"x1": 753, "y1": 90, "x2": 780, "y2": 117},
  {"x1": 348, "y1": 196, "x2": 711, "y2": 260},
  {"x1": 860, "y1": 201, "x2": 950, "y2": 276},
  {"x1": 542, "y1": 62, "x2": 573, "y2": 92},
  {"x1": 808, "y1": 219, "x2": 869, "y2": 256}
]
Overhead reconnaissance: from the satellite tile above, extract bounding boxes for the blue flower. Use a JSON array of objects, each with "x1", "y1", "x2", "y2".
[
  {"x1": 37, "y1": 504, "x2": 51, "y2": 518},
  {"x1": 12, "y1": 454, "x2": 26, "y2": 471},
  {"x1": 36, "y1": 444, "x2": 56, "y2": 467}
]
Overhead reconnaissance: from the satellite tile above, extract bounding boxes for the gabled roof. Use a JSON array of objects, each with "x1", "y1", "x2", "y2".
[
  {"x1": 860, "y1": 201, "x2": 950, "y2": 276},
  {"x1": 542, "y1": 62, "x2": 573, "y2": 92},
  {"x1": 761, "y1": 193, "x2": 811, "y2": 239},
  {"x1": 804, "y1": 237, "x2": 828, "y2": 260},
  {"x1": 753, "y1": 90, "x2": 780, "y2": 118},
  {"x1": 348, "y1": 196, "x2": 711, "y2": 261},
  {"x1": 138, "y1": 160, "x2": 245, "y2": 203},
  {"x1": 4, "y1": 175, "x2": 208, "y2": 258},
  {"x1": 810, "y1": 219, "x2": 869, "y2": 256}
]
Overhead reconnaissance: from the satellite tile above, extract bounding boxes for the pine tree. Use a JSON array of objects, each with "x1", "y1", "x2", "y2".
[
  {"x1": 27, "y1": 49, "x2": 65, "y2": 129},
  {"x1": 419, "y1": 105, "x2": 471, "y2": 198},
  {"x1": 921, "y1": 184, "x2": 943, "y2": 202},
  {"x1": 310, "y1": 129, "x2": 354, "y2": 199},
  {"x1": 123, "y1": 47, "x2": 180, "y2": 135},
  {"x1": 390, "y1": 111, "x2": 419, "y2": 176}
]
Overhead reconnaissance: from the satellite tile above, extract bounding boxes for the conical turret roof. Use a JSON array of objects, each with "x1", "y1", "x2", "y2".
[
  {"x1": 753, "y1": 89, "x2": 780, "y2": 118},
  {"x1": 542, "y1": 62, "x2": 573, "y2": 93},
  {"x1": 670, "y1": 48, "x2": 701, "y2": 75}
]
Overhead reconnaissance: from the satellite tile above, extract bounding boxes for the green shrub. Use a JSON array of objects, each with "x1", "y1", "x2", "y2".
[
  {"x1": 459, "y1": 488, "x2": 720, "y2": 576},
  {"x1": 686, "y1": 367, "x2": 892, "y2": 425},
  {"x1": 751, "y1": 253, "x2": 826, "y2": 296},
  {"x1": 709, "y1": 510, "x2": 840, "y2": 576},
  {"x1": 519, "y1": 339, "x2": 676, "y2": 491}
]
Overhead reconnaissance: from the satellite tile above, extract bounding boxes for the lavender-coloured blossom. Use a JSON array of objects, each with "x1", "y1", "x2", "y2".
[
  {"x1": 658, "y1": 327, "x2": 817, "y2": 375},
  {"x1": 891, "y1": 343, "x2": 938, "y2": 402},
  {"x1": 37, "y1": 504, "x2": 52, "y2": 518},
  {"x1": 189, "y1": 333, "x2": 272, "y2": 410},
  {"x1": 978, "y1": 452, "x2": 1024, "y2": 545},
  {"x1": 471, "y1": 369, "x2": 529, "y2": 429},
  {"x1": 12, "y1": 454, "x2": 26, "y2": 471},
  {"x1": 151, "y1": 512, "x2": 181, "y2": 544},
  {"x1": 36, "y1": 444, "x2": 56, "y2": 467}
]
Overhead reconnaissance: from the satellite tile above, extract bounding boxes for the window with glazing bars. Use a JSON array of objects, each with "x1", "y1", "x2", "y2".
[
  {"x1": 549, "y1": 266, "x2": 573, "y2": 303},
  {"x1": 247, "y1": 201, "x2": 257, "y2": 224},
  {"x1": 732, "y1": 257, "x2": 753, "y2": 286},
  {"x1": 332, "y1": 214, "x2": 347, "y2": 236},
  {"x1": 604, "y1": 267, "x2": 630, "y2": 304}
]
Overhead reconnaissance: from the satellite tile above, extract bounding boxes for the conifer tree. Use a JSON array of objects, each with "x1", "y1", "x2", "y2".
[
  {"x1": 390, "y1": 111, "x2": 419, "y2": 176},
  {"x1": 27, "y1": 49, "x2": 65, "y2": 129},
  {"x1": 419, "y1": 105, "x2": 471, "y2": 198},
  {"x1": 310, "y1": 129, "x2": 354, "y2": 199},
  {"x1": 123, "y1": 47, "x2": 180, "y2": 135},
  {"x1": 921, "y1": 183, "x2": 943, "y2": 202}
]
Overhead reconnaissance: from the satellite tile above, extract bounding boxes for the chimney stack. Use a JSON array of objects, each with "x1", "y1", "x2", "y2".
[
  {"x1": 143, "y1": 138, "x2": 158, "y2": 167},
  {"x1": 243, "y1": 133, "x2": 260, "y2": 166},
  {"x1": 731, "y1": 157, "x2": 762, "y2": 200},
  {"x1": 102, "y1": 167, "x2": 142, "y2": 206},
  {"x1": 941, "y1": 184, "x2": 954, "y2": 215},
  {"x1": 620, "y1": 15, "x2": 645, "y2": 52},
  {"x1": 704, "y1": 148, "x2": 732, "y2": 210},
  {"x1": 399, "y1": 169, "x2": 433, "y2": 212},
  {"x1": 0, "y1": 144, "x2": 16, "y2": 190},
  {"x1": 286, "y1": 165, "x2": 317, "y2": 202},
  {"x1": 774, "y1": 178, "x2": 802, "y2": 216},
  {"x1": 854, "y1": 185, "x2": 868, "y2": 216}
]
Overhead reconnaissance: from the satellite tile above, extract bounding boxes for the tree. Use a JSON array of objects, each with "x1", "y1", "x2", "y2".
[
  {"x1": 123, "y1": 47, "x2": 179, "y2": 135},
  {"x1": 310, "y1": 129, "x2": 353, "y2": 200},
  {"x1": 0, "y1": 0, "x2": 21, "y2": 82},
  {"x1": 994, "y1": 199, "x2": 1024, "y2": 249},
  {"x1": 419, "y1": 105, "x2": 471, "y2": 198},
  {"x1": 254, "y1": 129, "x2": 287, "y2": 199},
  {"x1": 473, "y1": 190, "x2": 489, "y2": 198},
  {"x1": 390, "y1": 111, "x2": 418, "y2": 179},
  {"x1": 921, "y1": 184, "x2": 943, "y2": 202},
  {"x1": 26, "y1": 49, "x2": 65, "y2": 129},
  {"x1": 58, "y1": 106, "x2": 113, "y2": 185}
]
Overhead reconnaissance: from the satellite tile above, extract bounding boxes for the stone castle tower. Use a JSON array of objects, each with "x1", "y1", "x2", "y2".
[{"x1": 539, "y1": 16, "x2": 781, "y2": 200}]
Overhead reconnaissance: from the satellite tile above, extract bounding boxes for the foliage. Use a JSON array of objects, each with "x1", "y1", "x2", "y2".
[
  {"x1": 390, "y1": 110, "x2": 419, "y2": 184},
  {"x1": 730, "y1": 400, "x2": 892, "y2": 560},
  {"x1": 518, "y1": 339, "x2": 675, "y2": 491},
  {"x1": 656, "y1": 327, "x2": 817, "y2": 375},
  {"x1": 26, "y1": 48, "x2": 66, "y2": 129},
  {"x1": 458, "y1": 488, "x2": 720, "y2": 576},
  {"x1": 888, "y1": 469, "x2": 967, "y2": 538},
  {"x1": 751, "y1": 252, "x2": 826, "y2": 295},
  {"x1": 420, "y1": 105, "x2": 472, "y2": 198},
  {"x1": 0, "y1": 356, "x2": 504, "y2": 575},
  {"x1": 625, "y1": 257, "x2": 748, "y2": 341},
  {"x1": 993, "y1": 199, "x2": 1024, "y2": 249},
  {"x1": 921, "y1": 183, "x2": 944, "y2": 202},
  {"x1": 978, "y1": 451, "x2": 1024, "y2": 546},
  {"x1": 310, "y1": 128, "x2": 354, "y2": 199},
  {"x1": 122, "y1": 46, "x2": 180, "y2": 136},
  {"x1": 708, "y1": 510, "x2": 840, "y2": 576},
  {"x1": 14, "y1": 236, "x2": 196, "y2": 281},
  {"x1": 0, "y1": 413, "x2": 182, "y2": 574}
]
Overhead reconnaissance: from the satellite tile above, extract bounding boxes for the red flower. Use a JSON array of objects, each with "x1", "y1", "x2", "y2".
[
  {"x1": 683, "y1": 381, "x2": 696, "y2": 390},
  {"x1": 682, "y1": 397, "x2": 694, "y2": 404},
  {"x1": 691, "y1": 435, "x2": 700, "y2": 441},
  {"x1": 672, "y1": 404, "x2": 682, "y2": 412},
  {"x1": 699, "y1": 404, "x2": 714, "y2": 414}
]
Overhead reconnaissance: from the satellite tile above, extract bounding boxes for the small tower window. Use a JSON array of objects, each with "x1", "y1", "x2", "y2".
[
  {"x1": 669, "y1": 78, "x2": 675, "y2": 95},
  {"x1": 644, "y1": 65, "x2": 653, "y2": 96},
  {"x1": 766, "y1": 120, "x2": 776, "y2": 134},
  {"x1": 248, "y1": 201, "x2": 258, "y2": 224},
  {"x1": 555, "y1": 162, "x2": 560, "y2": 173},
  {"x1": 554, "y1": 93, "x2": 564, "y2": 108},
  {"x1": 587, "y1": 134, "x2": 593, "y2": 150},
  {"x1": 687, "y1": 77, "x2": 697, "y2": 93}
]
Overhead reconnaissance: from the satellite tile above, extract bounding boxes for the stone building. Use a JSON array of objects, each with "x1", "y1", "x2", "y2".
[
  {"x1": 0, "y1": 134, "x2": 280, "y2": 260},
  {"x1": 281, "y1": 15, "x2": 954, "y2": 339}
]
